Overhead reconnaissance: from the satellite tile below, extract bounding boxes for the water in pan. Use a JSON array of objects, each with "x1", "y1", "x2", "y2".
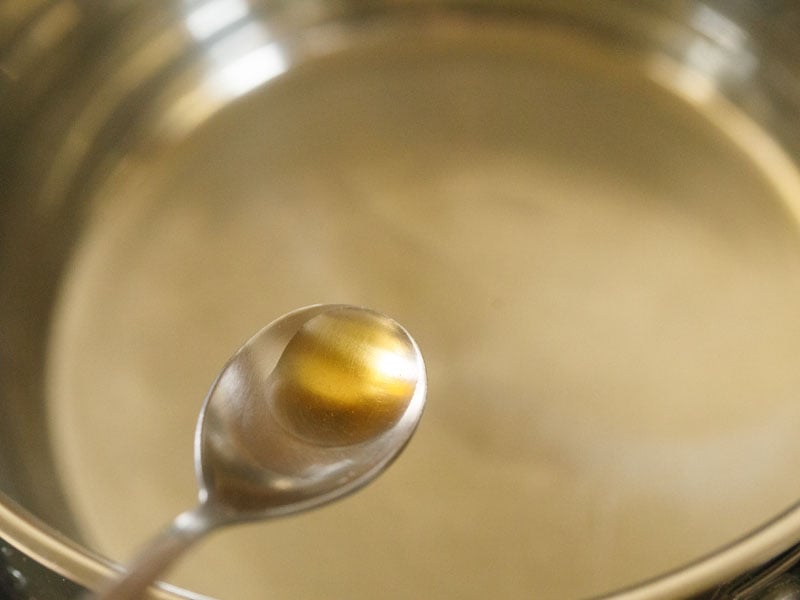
[{"x1": 46, "y1": 25, "x2": 800, "y2": 600}]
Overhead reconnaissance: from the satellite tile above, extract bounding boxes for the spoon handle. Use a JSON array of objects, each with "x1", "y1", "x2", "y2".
[{"x1": 93, "y1": 506, "x2": 214, "y2": 600}]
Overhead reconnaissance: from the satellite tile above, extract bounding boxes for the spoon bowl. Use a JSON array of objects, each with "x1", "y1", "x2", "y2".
[
  {"x1": 198, "y1": 304, "x2": 427, "y2": 518},
  {"x1": 95, "y1": 304, "x2": 426, "y2": 599}
]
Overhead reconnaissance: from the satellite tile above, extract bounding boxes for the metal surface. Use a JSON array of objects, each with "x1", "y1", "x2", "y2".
[{"x1": 3, "y1": 0, "x2": 800, "y2": 598}]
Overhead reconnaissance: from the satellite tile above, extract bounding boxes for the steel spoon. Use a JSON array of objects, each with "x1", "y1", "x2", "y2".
[{"x1": 95, "y1": 304, "x2": 427, "y2": 599}]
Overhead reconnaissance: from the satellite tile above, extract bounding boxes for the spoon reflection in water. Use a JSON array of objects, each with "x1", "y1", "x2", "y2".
[{"x1": 95, "y1": 304, "x2": 427, "y2": 600}]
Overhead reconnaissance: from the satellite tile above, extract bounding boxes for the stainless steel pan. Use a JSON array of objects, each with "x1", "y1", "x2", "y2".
[{"x1": 3, "y1": 1, "x2": 800, "y2": 598}]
